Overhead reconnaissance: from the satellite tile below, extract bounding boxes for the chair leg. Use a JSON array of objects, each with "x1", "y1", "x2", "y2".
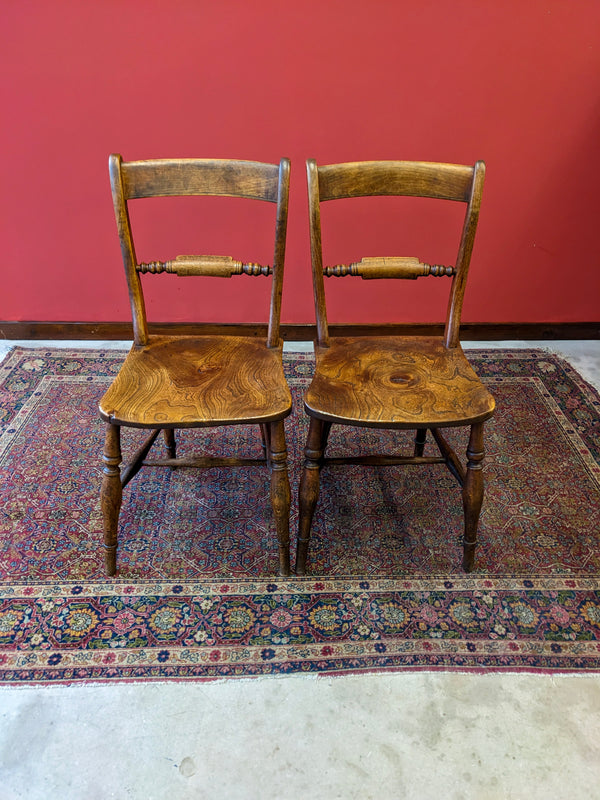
[
  {"x1": 321, "y1": 421, "x2": 332, "y2": 450},
  {"x1": 414, "y1": 428, "x2": 427, "y2": 457},
  {"x1": 163, "y1": 428, "x2": 176, "y2": 459},
  {"x1": 267, "y1": 420, "x2": 291, "y2": 577},
  {"x1": 296, "y1": 417, "x2": 325, "y2": 576},
  {"x1": 462, "y1": 421, "x2": 485, "y2": 572},
  {"x1": 100, "y1": 423, "x2": 122, "y2": 576},
  {"x1": 260, "y1": 423, "x2": 272, "y2": 467}
]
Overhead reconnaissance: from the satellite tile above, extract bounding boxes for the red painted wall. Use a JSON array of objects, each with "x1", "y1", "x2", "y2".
[{"x1": 2, "y1": 1, "x2": 600, "y2": 325}]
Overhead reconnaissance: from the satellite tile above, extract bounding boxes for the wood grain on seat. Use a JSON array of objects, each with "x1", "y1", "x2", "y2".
[
  {"x1": 305, "y1": 337, "x2": 495, "y2": 428},
  {"x1": 100, "y1": 335, "x2": 291, "y2": 427}
]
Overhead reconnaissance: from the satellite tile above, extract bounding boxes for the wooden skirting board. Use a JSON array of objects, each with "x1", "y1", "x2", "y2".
[{"x1": 0, "y1": 321, "x2": 599, "y2": 341}]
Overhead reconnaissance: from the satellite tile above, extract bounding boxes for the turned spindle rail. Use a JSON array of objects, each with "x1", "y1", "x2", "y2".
[
  {"x1": 136, "y1": 254, "x2": 271, "y2": 277},
  {"x1": 323, "y1": 256, "x2": 455, "y2": 279}
]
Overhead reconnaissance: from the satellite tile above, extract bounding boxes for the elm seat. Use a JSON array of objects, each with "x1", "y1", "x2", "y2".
[
  {"x1": 99, "y1": 155, "x2": 292, "y2": 577},
  {"x1": 99, "y1": 335, "x2": 292, "y2": 428},
  {"x1": 306, "y1": 337, "x2": 495, "y2": 428},
  {"x1": 297, "y1": 158, "x2": 495, "y2": 575}
]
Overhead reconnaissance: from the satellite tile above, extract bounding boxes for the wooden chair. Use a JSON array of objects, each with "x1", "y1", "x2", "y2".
[
  {"x1": 99, "y1": 156, "x2": 292, "y2": 576},
  {"x1": 296, "y1": 159, "x2": 495, "y2": 575}
]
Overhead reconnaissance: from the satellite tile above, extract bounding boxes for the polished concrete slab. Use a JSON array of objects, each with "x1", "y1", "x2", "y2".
[
  {"x1": 2, "y1": 673, "x2": 600, "y2": 800},
  {"x1": 0, "y1": 340, "x2": 599, "y2": 799}
]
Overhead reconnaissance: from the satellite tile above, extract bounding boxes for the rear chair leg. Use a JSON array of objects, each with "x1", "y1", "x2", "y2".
[
  {"x1": 268, "y1": 420, "x2": 291, "y2": 577},
  {"x1": 414, "y1": 428, "x2": 427, "y2": 457},
  {"x1": 163, "y1": 428, "x2": 176, "y2": 459},
  {"x1": 260, "y1": 423, "x2": 272, "y2": 467},
  {"x1": 101, "y1": 423, "x2": 122, "y2": 576},
  {"x1": 321, "y1": 421, "x2": 332, "y2": 451},
  {"x1": 462, "y1": 422, "x2": 485, "y2": 572},
  {"x1": 296, "y1": 417, "x2": 326, "y2": 576}
]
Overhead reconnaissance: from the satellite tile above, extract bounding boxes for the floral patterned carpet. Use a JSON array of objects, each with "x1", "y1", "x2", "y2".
[{"x1": 0, "y1": 347, "x2": 599, "y2": 683}]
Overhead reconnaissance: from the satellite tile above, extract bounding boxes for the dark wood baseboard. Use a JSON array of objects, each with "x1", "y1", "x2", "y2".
[{"x1": 1, "y1": 321, "x2": 599, "y2": 341}]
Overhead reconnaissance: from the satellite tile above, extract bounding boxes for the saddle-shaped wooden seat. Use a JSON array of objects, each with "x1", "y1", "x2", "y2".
[
  {"x1": 100, "y1": 335, "x2": 291, "y2": 428},
  {"x1": 306, "y1": 336, "x2": 494, "y2": 428}
]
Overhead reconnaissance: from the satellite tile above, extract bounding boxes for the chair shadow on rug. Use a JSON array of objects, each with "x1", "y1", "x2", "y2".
[
  {"x1": 296, "y1": 159, "x2": 496, "y2": 575},
  {"x1": 99, "y1": 155, "x2": 292, "y2": 577}
]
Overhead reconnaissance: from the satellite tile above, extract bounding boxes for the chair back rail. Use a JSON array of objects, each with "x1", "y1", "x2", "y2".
[
  {"x1": 317, "y1": 160, "x2": 474, "y2": 202},
  {"x1": 122, "y1": 159, "x2": 280, "y2": 201}
]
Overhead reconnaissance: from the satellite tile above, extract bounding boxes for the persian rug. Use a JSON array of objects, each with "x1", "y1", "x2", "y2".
[{"x1": 0, "y1": 347, "x2": 599, "y2": 684}]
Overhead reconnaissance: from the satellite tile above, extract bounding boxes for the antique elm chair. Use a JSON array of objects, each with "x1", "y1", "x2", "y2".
[
  {"x1": 99, "y1": 156, "x2": 292, "y2": 576},
  {"x1": 296, "y1": 159, "x2": 495, "y2": 575}
]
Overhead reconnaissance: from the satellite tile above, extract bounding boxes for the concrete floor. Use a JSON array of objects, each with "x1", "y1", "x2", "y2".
[{"x1": 1, "y1": 339, "x2": 599, "y2": 800}]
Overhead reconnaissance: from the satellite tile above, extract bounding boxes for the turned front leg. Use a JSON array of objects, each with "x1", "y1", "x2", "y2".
[
  {"x1": 296, "y1": 417, "x2": 326, "y2": 576},
  {"x1": 100, "y1": 423, "x2": 122, "y2": 576},
  {"x1": 462, "y1": 422, "x2": 485, "y2": 572},
  {"x1": 268, "y1": 420, "x2": 291, "y2": 577}
]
